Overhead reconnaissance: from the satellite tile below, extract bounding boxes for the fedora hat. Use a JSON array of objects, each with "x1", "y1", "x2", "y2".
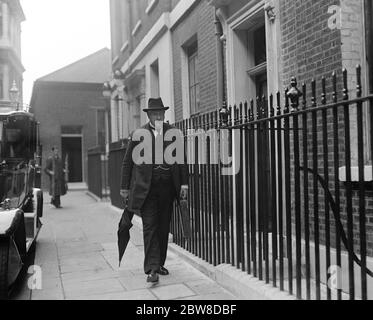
[{"x1": 143, "y1": 98, "x2": 169, "y2": 112}]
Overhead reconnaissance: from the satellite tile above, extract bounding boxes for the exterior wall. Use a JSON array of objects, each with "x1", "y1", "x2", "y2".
[
  {"x1": 172, "y1": 0, "x2": 218, "y2": 121},
  {"x1": 280, "y1": 0, "x2": 343, "y2": 90},
  {"x1": 109, "y1": 0, "x2": 204, "y2": 139},
  {"x1": 279, "y1": 0, "x2": 373, "y2": 261},
  {"x1": 0, "y1": 0, "x2": 24, "y2": 104},
  {"x1": 129, "y1": 0, "x2": 172, "y2": 52},
  {"x1": 208, "y1": 0, "x2": 373, "y2": 263},
  {"x1": 131, "y1": 32, "x2": 174, "y2": 125},
  {"x1": 32, "y1": 82, "x2": 104, "y2": 189}
]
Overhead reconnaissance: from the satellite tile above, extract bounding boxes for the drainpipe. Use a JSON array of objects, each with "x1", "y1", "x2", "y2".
[
  {"x1": 215, "y1": 9, "x2": 225, "y2": 109},
  {"x1": 365, "y1": 0, "x2": 373, "y2": 92}
]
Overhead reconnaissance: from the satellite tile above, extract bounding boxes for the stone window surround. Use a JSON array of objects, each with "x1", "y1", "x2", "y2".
[
  {"x1": 131, "y1": 20, "x2": 142, "y2": 37},
  {"x1": 112, "y1": 55, "x2": 119, "y2": 66},
  {"x1": 223, "y1": 0, "x2": 281, "y2": 104},
  {"x1": 338, "y1": 0, "x2": 372, "y2": 180},
  {"x1": 146, "y1": 0, "x2": 158, "y2": 15},
  {"x1": 181, "y1": 35, "x2": 198, "y2": 119},
  {"x1": 120, "y1": 41, "x2": 129, "y2": 53}
]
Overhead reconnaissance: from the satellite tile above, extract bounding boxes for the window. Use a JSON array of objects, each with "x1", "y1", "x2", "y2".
[
  {"x1": 150, "y1": 59, "x2": 160, "y2": 97},
  {"x1": 0, "y1": 74, "x2": 3, "y2": 100},
  {"x1": 364, "y1": 0, "x2": 373, "y2": 163},
  {"x1": 188, "y1": 42, "x2": 200, "y2": 115},
  {"x1": 365, "y1": 0, "x2": 373, "y2": 92},
  {"x1": 120, "y1": 0, "x2": 129, "y2": 51},
  {"x1": 130, "y1": 0, "x2": 145, "y2": 33},
  {"x1": 254, "y1": 26, "x2": 267, "y2": 66},
  {"x1": 247, "y1": 24, "x2": 268, "y2": 99},
  {"x1": 134, "y1": 96, "x2": 141, "y2": 129},
  {"x1": 8, "y1": 15, "x2": 11, "y2": 41},
  {"x1": 146, "y1": 0, "x2": 158, "y2": 14},
  {"x1": 61, "y1": 126, "x2": 82, "y2": 135},
  {"x1": 0, "y1": 3, "x2": 3, "y2": 38}
]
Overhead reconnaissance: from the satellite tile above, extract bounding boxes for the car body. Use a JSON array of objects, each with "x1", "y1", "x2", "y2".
[{"x1": 0, "y1": 110, "x2": 43, "y2": 299}]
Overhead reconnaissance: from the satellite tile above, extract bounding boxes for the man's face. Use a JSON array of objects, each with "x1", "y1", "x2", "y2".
[
  {"x1": 147, "y1": 110, "x2": 165, "y2": 127},
  {"x1": 53, "y1": 148, "x2": 59, "y2": 156}
]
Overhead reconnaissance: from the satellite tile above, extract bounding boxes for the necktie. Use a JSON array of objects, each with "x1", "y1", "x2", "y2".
[{"x1": 155, "y1": 129, "x2": 163, "y2": 164}]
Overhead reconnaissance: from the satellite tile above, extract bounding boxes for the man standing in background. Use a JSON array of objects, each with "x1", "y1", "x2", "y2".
[{"x1": 44, "y1": 146, "x2": 67, "y2": 208}]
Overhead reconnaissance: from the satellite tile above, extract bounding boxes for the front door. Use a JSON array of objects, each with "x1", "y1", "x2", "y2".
[{"x1": 61, "y1": 136, "x2": 82, "y2": 182}]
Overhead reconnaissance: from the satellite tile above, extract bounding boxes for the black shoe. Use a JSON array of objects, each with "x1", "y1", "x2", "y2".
[
  {"x1": 146, "y1": 271, "x2": 159, "y2": 283},
  {"x1": 157, "y1": 266, "x2": 169, "y2": 276}
]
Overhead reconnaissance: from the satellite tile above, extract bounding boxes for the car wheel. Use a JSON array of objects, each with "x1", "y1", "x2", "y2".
[{"x1": 0, "y1": 239, "x2": 9, "y2": 300}]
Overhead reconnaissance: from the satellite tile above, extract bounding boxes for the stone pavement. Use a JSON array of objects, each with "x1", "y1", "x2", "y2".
[{"x1": 30, "y1": 191, "x2": 238, "y2": 300}]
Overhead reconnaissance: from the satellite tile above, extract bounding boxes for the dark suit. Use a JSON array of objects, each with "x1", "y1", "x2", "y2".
[
  {"x1": 44, "y1": 155, "x2": 66, "y2": 207},
  {"x1": 120, "y1": 122, "x2": 188, "y2": 274}
]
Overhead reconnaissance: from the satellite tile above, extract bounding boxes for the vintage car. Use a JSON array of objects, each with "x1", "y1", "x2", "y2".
[{"x1": 0, "y1": 110, "x2": 43, "y2": 299}]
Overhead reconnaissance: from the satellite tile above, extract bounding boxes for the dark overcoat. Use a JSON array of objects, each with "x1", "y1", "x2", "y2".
[
  {"x1": 44, "y1": 155, "x2": 67, "y2": 197},
  {"x1": 120, "y1": 122, "x2": 188, "y2": 212}
]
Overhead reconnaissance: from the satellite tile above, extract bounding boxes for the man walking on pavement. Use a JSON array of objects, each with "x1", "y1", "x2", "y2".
[
  {"x1": 44, "y1": 146, "x2": 67, "y2": 208},
  {"x1": 120, "y1": 98, "x2": 188, "y2": 283}
]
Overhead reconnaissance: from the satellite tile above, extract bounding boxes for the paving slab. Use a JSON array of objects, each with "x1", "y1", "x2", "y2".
[
  {"x1": 71, "y1": 289, "x2": 157, "y2": 300},
  {"x1": 63, "y1": 278, "x2": 125, "y2": 299},
  {"x1": 150, "y1": 284, "x2": 196, "y2": 300},
  {"x1": 180, "y1": 292, "x2": 236, "y2": 300},
  {"x1": 61, "y1": 269, "x2": 116, "y2": 283},
  {"x1": 26, "y1": 191, "x2": 240, "y2": 300},
  {"x1": 185, "y1": 279, "x2": 232, "y2": 296}
]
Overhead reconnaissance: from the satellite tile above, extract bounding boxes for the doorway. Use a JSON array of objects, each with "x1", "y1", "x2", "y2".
[{"x1": 61, "y1": 136, "x2": 83, "y2": 182}]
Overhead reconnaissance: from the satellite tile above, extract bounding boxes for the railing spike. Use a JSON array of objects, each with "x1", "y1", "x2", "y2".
[
  {"x1": 302, "y1": 83, "x2": 307, "y2": 110},
  {"x1": 321, "y1": 76, "x2": 326, "y2": 105},
  {"x1": 276, "y1": 91, "x2": 281, "y2": 115},
  {"x1": 311, "y1": 79, "x2": 317, "y2": 108},
  {"x1": 270, "y1": 94, "x2": 274, "y2": 117},
  {"x1": 332, "y1": 72, "x2": 337, "y2": 103},
  {"x1": 342, "y1": 68, "x2": 349, "y2": 100},
  {"x1": 287, "y1": 76, "x2": 302, "y2": 112},
  {"x1": 356, "y1": 65, "x2": 362, "y2": 98}
]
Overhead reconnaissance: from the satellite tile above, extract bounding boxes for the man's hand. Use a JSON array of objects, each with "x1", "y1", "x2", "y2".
[
  {"x1": 180, "y1": 185, "x2": 188, "y2": 200},
  {"x1": 120, "y1": 189, "x2": 130, "y2": 201}
]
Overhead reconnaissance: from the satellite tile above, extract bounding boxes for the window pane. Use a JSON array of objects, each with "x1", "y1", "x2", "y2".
[
  {"x1": 195, "y1": 55, "x2": 199, "y2": 83},
  {"x1": 196, "y1": 84, "x2": 200, "y2": 111},
  {"x1": 190, "y1": 87, "x2": 196, "y2": 114},
  {"x1": 187, "y1": 41, "x2": 199, "y2": 115},
  {"x1": 189, "y1": 56, "x2": 195, "y2": 85},
  {"x1": 255, "y1": 73, "x2": 268, "y2": 99},
  {"x1": 366, "y1": 0, "x2": 373, "y2": 92},
  {"x1": 254, "y1": 25, "x2": 267, "y2": 65}
]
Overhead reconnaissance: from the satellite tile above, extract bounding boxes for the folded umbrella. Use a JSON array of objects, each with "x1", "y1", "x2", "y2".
[
  {"x1": 117, "y1": 205, "x2": 134, "y2": 267},
  {"x1": 177, "y1": 199, "x2": 191, "y2": 239}
]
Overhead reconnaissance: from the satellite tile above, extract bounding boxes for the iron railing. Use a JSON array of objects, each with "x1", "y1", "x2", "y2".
[
  {"x1": 108, "y1": 140, "x2": 128, "y2": 209},
  {"x1": 171, "y1": 66, "x2": 373, "y2": 300},
  {"x1": 87, "y1": 147, "x2": 103, "y2": 199}
]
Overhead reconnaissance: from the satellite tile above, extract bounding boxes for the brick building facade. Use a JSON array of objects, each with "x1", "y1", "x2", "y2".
[
  {"x1": 108, "y1": 0, "x2": 371, "y2": 130},
  {"x1": 30, "y1": 48, "x2": 111, "y2": 189},
  {"x1": 0, "y1": 0, "x2": 24, "y2": 108},
  {"x1": 107, "y1": 0, "x2": 373, "y2": 298}
]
